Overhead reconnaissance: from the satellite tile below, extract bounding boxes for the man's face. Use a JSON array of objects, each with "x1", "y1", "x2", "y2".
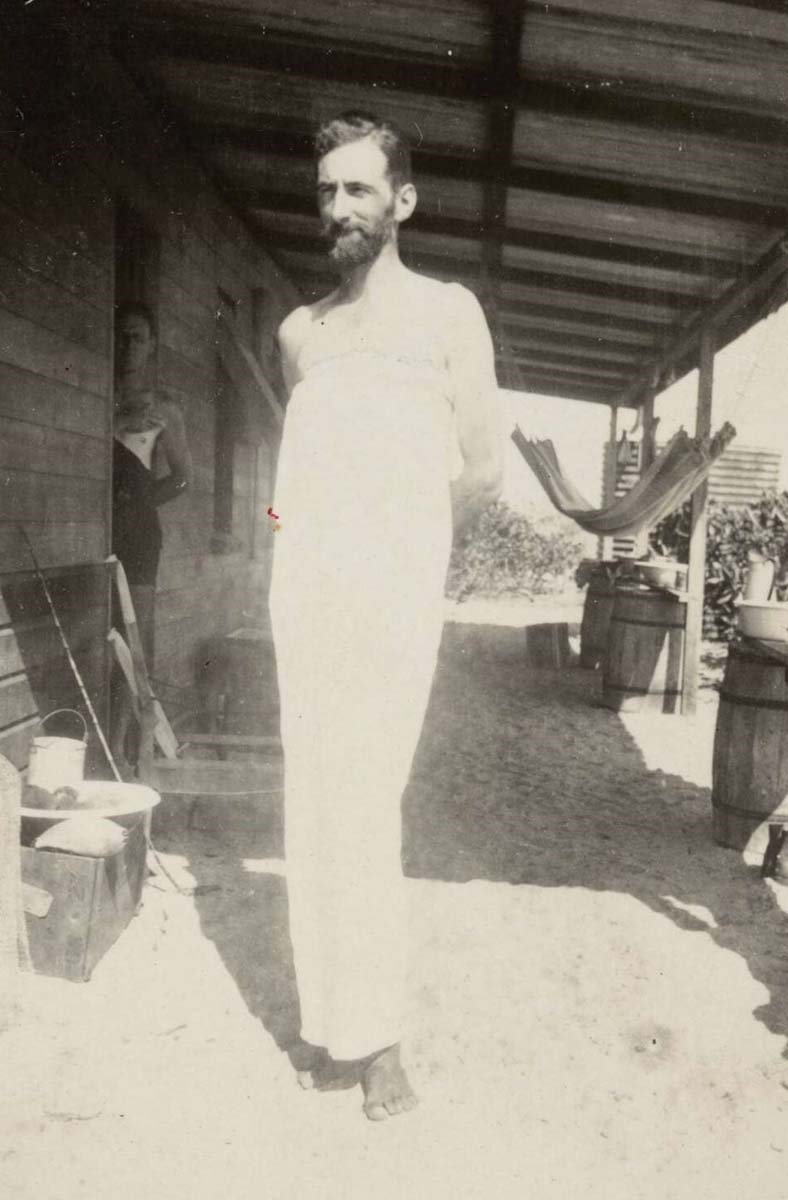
[
  {"x1": 317, "y1": 138, "x2": 399, "y2": 269},
  {"x1": 116, "y1": 313, "x2": 154, "y2": 376}
]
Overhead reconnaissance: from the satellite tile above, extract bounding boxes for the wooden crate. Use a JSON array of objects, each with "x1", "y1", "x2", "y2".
[
  {"x1": 524, "y1": 623, "x2": 572, "y2": 669},
  {"x1": 21, "y1": 820, "x2": 146, "y2": 982}
]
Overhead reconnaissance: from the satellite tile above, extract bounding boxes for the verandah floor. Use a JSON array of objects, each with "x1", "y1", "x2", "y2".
[{"x1": 4, "y1": 603, "x2": 788, "y2": 1200}]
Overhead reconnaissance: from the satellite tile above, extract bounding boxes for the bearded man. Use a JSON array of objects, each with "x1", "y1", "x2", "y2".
[{"x1": 269, "y1": 111, "x2": 502, "y2": 1120}]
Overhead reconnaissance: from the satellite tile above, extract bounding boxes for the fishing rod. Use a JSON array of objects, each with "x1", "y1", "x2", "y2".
[
  {"x1": 18, "y1": 527, "x2": 122, "y2": 782},
  {"x1": 19, "y1": 529, "x2": 186, "y2": 893}
]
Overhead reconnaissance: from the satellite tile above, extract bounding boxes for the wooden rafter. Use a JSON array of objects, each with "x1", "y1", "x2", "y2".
[
  {"x1": 615, "y1": 234, "x2": 788, "y2": 407},
  {"x1": 244, "y1": 222, "x2": 712, "y2": 314},
  {"x1": 195, "y1": 124, "x2": 788, "y2": 230},
  {"x1": 230, "y1": 186, "x2": 740, "y2": 278},
  {"x1": 111, "y1": 0, "x2": 788, "y2": 410},
  {"x1": 478, "y1": 1, "x2": 523, "y2": 388},
  {"x1": 121, "y1": 16, "x2": 788, "y2": 149},
  {"x1": 500, "y1": 305, "x2": 664, "y2": 342},
  {"x1": 479, "y1": 2, "x2": 523, "y2": 281}
]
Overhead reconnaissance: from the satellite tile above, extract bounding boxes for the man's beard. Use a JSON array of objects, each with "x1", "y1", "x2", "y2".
[{"x1": 324, "y1": 212, "x2": 396, "y2": 270}]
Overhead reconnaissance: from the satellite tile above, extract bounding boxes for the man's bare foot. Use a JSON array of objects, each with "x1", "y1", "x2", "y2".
[{"x1": 361, "y1": 1044, "x2": 418, "y2": 1121}]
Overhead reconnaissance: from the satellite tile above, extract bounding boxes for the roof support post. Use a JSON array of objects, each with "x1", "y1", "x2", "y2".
[
  {"x1": 479, "y1": 1, "x2": 524, "y2": 349},
  {"x1": 682, "y1": 330, "x2": 715, "y2": 715},
  {"x1": 615, "y1": 238, "x2": 788, "y2": 412},
  {"x1": 630, "y1": 387, "x2": 658, "y2": 559},
  {"x1": 606, "y1": 405, "x2": 619, "y2": 505},
  {"x1": 641, "y1": 390, "x2": 657, "y2": 472},
  {"x1": 599, "y1": 403, "x2": 619, "y2": 561}
]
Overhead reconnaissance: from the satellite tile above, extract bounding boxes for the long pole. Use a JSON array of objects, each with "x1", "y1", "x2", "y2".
[
  {"x1": 641, "y1": 389, "x2": 657, "y2": 472},
  {"x1": 633, "y1": 388, "x2": 657, "y2": 559},
  {"x1": 682, "y1": 331, "x2": 715, "y2": 715},
  {"x1": 19, "y1": 530, "x2": 187, "y2": 890},
  {"x1": 18, "y1": 528, "x2": 122, "y2": 782},
  {"x1": 601, "y1": 404, "x2": 618, "y2": 559}
]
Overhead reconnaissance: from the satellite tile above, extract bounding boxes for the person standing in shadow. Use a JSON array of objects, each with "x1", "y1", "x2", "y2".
[{"x1": 111, "y1": 302, "x2": 193, "y2": 775}]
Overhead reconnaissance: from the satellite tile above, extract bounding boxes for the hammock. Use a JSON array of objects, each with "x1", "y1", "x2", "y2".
[{"x1": 511, "y1": 422, "x2": 737, "y2": 537}]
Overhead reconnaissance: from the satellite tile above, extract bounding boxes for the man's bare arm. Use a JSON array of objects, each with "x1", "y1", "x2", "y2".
[
  {"x1": 445, "y1": 285, "x2": 504, "y2": 536},
  {"x1": 278, "y1": 305, "x2": 312, "y2": 399}
]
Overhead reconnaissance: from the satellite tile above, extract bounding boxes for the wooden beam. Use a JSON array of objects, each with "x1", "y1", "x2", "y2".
[
  {"x1": 606, "y1": 407, "x2": 619, "y2": 503},
  {"x1": 615, "y1": 234, "x2": 788, "y2": 408},
  {"x1": 517, "y1": 75, "x2": 788, "y2": 146},
  {"x1": 117, "y1": 18, "x2": 489, "y2": 103},
  {"x1": 258, "y1": 224, "x2": 701, "y2": 311},
  {"x1": 199, "y1": 124, "x2": 788, "y2": 229},
  {"x1": 497, "y1": 280, "x2": 682, "y2": 326},
  {"x1": 641, "y1": 390, "x2": 657, "y2": 471},
  {"x1": 515, "y1": 363, "x2": 622, "y2": 387},
  {"x1": 681, "y1": 330, "x2": 715, "y2": 716},
  {"x1": 233, "y1": 186, "x2": 738, "y2": 277},
  {"x1": 543, "y1": 0, "x2": 788, "y2": 33},
  {"x1": 508, "y1": 332, "x2": 643, "y2": 364},
  {"x1": 600, "y1": 404, "x2": 619, "y2": 559},
  {"x1": 500, "y1": 303, "x2": 665, "y2": 343},
  {"x1": 509, "y1": 375, "x2": 617, "y2": 405},
  {"x1": 119, "y1": 18, "x2": 788, "y2": 148},
  {"x1": 512, "y1": 355, "x2": 629, "y2": 382},
  {"x1": 480, "y1": 1, "x2": 524, "y2": 283},
  {"x1": 632, "y1": 387, "x2": 657, "y2": 558},
  {"x1": 500, "y1": 266, "x2": 697, "y2": 308}
]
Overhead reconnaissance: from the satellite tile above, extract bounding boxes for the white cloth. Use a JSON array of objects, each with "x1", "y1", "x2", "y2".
[{"x1": 269, "y1": 312, "x2": 455, "y2": 1059}]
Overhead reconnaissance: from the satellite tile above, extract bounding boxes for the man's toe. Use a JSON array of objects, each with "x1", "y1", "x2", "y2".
[{"x1": 364, "y1": 1101, "x2": 389, "y2": 1121}]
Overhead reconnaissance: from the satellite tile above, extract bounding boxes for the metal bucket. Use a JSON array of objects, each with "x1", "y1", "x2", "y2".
[
  {"x1": 743, "y1": 556, "x2": 776, "y2": 603},
  {"x1": 27, "y1": 709, "x2": 87, "y2": 792}
]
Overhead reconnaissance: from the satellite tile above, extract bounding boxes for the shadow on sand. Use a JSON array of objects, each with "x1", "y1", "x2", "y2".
[{"x1": 179, "y1": 620, "x2": 788, "y2": 1064}]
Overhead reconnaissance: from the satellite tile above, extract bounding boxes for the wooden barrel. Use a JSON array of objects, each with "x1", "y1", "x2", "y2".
[
  {"x1": 580, "y1": 576, "x2": 617, "y2": 669},
  {"x1": 602, "y1": 585, "x2": 686, "y2": 713},
  {"x1": 712, "y1": 640, "x2": 788, "y2": 862}
]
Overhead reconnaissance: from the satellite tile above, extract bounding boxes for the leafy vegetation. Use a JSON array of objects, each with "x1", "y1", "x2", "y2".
[
  {"x1": 649, "y1": 492, "x2": 788, "y2": 639},
  {"x1": 446, "y1": 500, "x2": 583, "y2": 602}
]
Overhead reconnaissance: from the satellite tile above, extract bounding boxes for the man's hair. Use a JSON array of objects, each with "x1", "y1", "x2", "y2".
[
  {"x1": 115, "y1": 301, "x2": 157, "y2": 339},
  {"x1": 314, "y1": 111, "x2": 413, "y2": 189}
]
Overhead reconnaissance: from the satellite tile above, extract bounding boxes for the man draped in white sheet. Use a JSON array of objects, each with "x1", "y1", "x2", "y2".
[{"x1": 269, "y1": 111, "x2": 503, "y2": 1121}]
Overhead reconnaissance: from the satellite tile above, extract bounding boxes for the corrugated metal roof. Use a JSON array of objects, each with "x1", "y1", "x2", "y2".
[{"x1": 110, "y1": 0, "x2": 788, "y2": 406}]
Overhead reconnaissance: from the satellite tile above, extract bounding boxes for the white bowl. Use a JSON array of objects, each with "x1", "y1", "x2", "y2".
[
  {"x1": 737, "y1": 599, "x2": 788, "y2": 641},
  {"x1": 633, "y1": 560, "x2": 682, "y2": 590},
  {"x1": 21, "y1": 780, "x2": 160, "y2": 821}
]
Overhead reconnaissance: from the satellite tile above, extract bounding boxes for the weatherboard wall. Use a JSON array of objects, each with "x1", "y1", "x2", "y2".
[{"x1": 0, "y1": 29, "x2": 298, "y2": 760}]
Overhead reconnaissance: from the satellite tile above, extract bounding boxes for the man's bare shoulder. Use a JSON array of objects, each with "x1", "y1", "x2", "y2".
[
  {"x1": 407, "y1": 274, "x2": 485, "y2": 323},
  {"x1": 278, "y1": 292, "x2": 341, "y2": 354},
  {"x1": 278, "y1": 305, "x2": 312, "y2": 354}
]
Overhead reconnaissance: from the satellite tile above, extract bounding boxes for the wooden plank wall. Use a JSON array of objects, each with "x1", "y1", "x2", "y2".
[
  {"x1": 0, "y1": 564, "x2": 109, "y2": 773},
  {"x1": 706, "y1": 445, "x2": 781, "y2": 507},
  {"x1": 0, "y1": 22, "x2": 300, "y2": 749},
  {"x1": 0, "y1": 147, "x2": 113, "y2": 572}
]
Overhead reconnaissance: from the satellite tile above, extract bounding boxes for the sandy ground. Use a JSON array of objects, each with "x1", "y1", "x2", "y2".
[{"x1": 5, "y1": 599, "x2": 788, "y2": 1200}]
